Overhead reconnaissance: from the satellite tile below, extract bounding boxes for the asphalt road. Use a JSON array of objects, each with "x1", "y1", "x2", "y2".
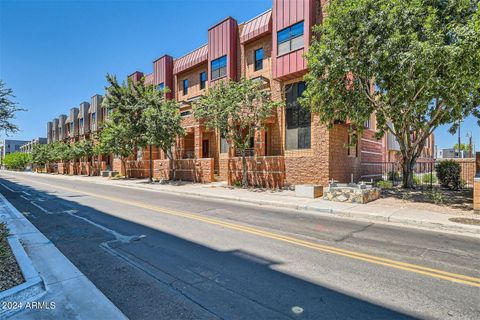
[{"x1": 1, "y1": 171, "x2": 479, "y2": 320}]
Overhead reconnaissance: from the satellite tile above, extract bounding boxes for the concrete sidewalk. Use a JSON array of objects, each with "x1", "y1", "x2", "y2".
[
  {"x1": 8, "y1": 171, "x2": 480, "y2": 238},
  {"x1": 0, "y1": 192, "x2": 127, "y2": 319}
]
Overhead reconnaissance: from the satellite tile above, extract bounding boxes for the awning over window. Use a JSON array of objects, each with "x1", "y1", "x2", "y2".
[
  {"x1": 173, "y1": 44, "x2": 208, "y2": 75},
  {"x1": 240, "y1": 10, "x2": 272, "y2": 44}
]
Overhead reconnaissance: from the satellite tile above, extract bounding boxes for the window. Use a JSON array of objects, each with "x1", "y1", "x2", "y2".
[
  {"x1": 277, "y1": 21, "x2": 304, "y2": 56},
  {"x1": 220, "y1": 132, "x2": 229, "y2": 153},
  {"x1": 79, "y1": 118, "x2": 84, "y2": 128},
  {"x1": 285, "y1": 81, "x2": 310, "y2": 150},
  {"x1": 180, "y1": 110, "x2": 191, "y2": 117},
  {"x1": 211, "y1": 56, "x2": 227, "y2": 80},
  {"x1": 200, "y1": 72, "x2": 207, "y2": 90},
  {"x1": 92, "y1": 112, "x2": 96, "y2": 124},
  {"x1": 158, "y1": 82, "x2": 164, "y2": 91},
  {"x1": 183, "y1": 79, "x2": 188, "y2": 95},
  {"x1": 254, "y1": 48, "x2": 263, "y2": 71},
  {"x1": 364, "y1": 118, "x2": 371, "y2": 129},
  {"x1": 348, "y1": 132, "x2": 358, "y2": 157}
]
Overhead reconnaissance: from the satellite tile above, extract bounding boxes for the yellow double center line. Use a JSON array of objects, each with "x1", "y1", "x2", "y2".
[{"x1": 17, "y1": 176, "x2": 480, "y2": 287}]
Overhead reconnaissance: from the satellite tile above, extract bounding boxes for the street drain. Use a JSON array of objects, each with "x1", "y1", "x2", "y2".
[{"x1": 449, "y1": 217, "x2": 480, "y2": 226}]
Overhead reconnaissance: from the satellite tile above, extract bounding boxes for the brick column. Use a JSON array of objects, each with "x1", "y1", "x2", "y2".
[
  {"x1": 255, "y1": 129, "x2": 266, "y2": 156},
  {"x1": 195, "y1": 126, "x2": 203, "y2": 158}
]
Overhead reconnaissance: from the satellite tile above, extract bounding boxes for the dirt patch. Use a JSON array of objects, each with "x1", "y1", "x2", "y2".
[
  {"x1": 449, "y1": 218, "x2": 480, "y2": 226},
  {"x1": 0, "y1": 223, "x2": 25, "y2": 292},
  {"x1": 375, "y1": 187, "x2": 476, "y2": 216}
]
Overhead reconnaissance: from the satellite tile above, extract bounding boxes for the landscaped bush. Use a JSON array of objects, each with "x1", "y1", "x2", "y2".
[
  {"x1": 421, "y1": 173, "x2": 437, "y2": 184},
  {"x1": 435, "y1": 160, "x2": 461, "y2": 190},
  {"x1": 413, "y1": 175, "x2": 421, "y2": 185},
  {"x1": 377, "y1": 180, "x2": 393, "y2": 189},
  {"x1": 3, "y1": 152, "x2": 31, "y2": 170},
  {"x1": 387, "y1": 170, "x2": 401, "y2": 181}
]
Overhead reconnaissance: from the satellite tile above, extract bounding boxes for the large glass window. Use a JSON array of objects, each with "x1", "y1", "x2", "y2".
[
  {"x1": 254, "y1": 48, "x2": 263, "y2": 71},
  {"x1": 183, "y1": 79, "x2": 188, "y2": 95},
  {"x1": 91, "y1": 112, "x2": 96, "y2": 124},
  {"x1": 79, "y1": 118, "x2": 84, "y2": 128},
  {"x1": 277, "y1": 21, "x2": 304, "y2": 56},
  {"x1": 158, "y1": 82, "x2": 164, "y2": 91},
  {"x1": 200, "y1": 72, "x2": 207, "y2": 89},
  {"x1": 211, "y1": 56, "x2": 227, "y2": 80},
  {"x1": 220, "y1": 132, "x2": 229, "y2": 154},
  {"x1": 285, "y1": 81, "x2": 310, "y2": 150}
]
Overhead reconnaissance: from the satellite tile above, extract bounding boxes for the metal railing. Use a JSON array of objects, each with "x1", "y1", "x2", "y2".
[{"x1": 360, "y1": 160, "x2": 475, "y2": 188}]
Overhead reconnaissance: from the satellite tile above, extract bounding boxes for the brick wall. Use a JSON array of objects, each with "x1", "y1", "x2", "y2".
[
  {"x1": 153, "y1": 158, "x2": 214, "y2": 183},
  {"x1": 329, "y1": 124, "x2": 362, "y2": 183},
  {"x1": 227, "y1": 156, "x2": 285, "y2": 188}
]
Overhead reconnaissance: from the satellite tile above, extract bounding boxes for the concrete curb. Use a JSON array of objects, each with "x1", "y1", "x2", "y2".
[
  {"x1": 77, "y1": 177, "x2": 480, "y2": 238},
  {"x1": 0, "y1": 192, "x2": 128, "y2": 319},
  {"x1": 0, "y1": 237, "x2": 45, "y2": 319},
  {"x1": 5, "y1": 171, "x2": 480, "y2": 238}
]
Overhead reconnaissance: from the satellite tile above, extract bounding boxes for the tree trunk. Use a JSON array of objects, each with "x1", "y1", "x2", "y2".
[
  {"x1": 241, "y1": 150, "x2": 248, "y2": 189},
  {"x1": 401, "y1": 155, "x2": 416, "y2": 188},
  {"x1": 121, "y1": 158, "x2": 128, "y2": 179},
  {"x1": 149, "y1": 147, "x2": 153, "y2": 182}
]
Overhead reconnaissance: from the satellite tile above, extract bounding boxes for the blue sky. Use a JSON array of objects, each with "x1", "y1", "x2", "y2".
[{"x1": 0, "y1": 0, "x2": 478, "y2": 152}]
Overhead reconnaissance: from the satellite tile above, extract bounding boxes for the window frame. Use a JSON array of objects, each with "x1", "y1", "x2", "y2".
[
  {"x1": 285, "y1": 81, "x2": 311, "y2": 150},
  {"x1": 254, "y1": 48, "x2": 263, "y2": 71},
  {"x1": 277, "y1": 21, "x2": 305, "y2": 56},
  {"x1": 200, "y1": 71, "x2": 207, "y2": 90},
  {"x1": 211, "y1": 55, "x2": 227, "y2": 80},
  {"x1": 183, "y1": 79, "x2": 189, "y2": 95}
]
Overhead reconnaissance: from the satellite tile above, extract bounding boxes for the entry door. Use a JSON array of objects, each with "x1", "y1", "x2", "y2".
[{"x1": 202, "y1": 140, "x2": 209, "y2": 158}]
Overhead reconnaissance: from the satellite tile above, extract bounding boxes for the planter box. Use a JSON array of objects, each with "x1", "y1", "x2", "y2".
[
  {"x1": 100, "y1": 171, "x2": 119, "y2": 178},
  {"x1": 295, "y1": 184, "x2": 323, "y2": 199}
]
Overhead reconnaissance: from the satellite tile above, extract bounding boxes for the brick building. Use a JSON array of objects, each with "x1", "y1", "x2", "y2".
[{"x1": 46, "y1": 0, "x2": 434, "y2": 187}]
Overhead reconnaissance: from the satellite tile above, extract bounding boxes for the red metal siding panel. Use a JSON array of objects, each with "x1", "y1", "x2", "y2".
[
  {"x1": 153, "y1": 55, "x2": 174, "y2": 97},
  {"x1": 240, "y1": 10, "x2": 272, "y2": 44},
  {"x1": 272, "y1": 0, "x2": 313, "y2": 80},
  {"x1": 173, "y1": 45, "x2": 208, "y2": 75},
  {"x1": 208, "y1": 17, "x2": 238, "y2": 84}
]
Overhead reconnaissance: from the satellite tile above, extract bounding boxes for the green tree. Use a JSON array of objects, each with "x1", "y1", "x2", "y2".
[
  {"x1": 194, "y1": 78, "x2": 282, "y2": 188},
  {"x1": 453, "y1": 143, "x2": 472, "y2": 152},
  {"x1": 0, "y1": 80, "x2": 25, "y2": 134},
  {"x1": 143, "y1": 88, "x2": 185, "y2": 181},
  {"x1": 51, "y1": 142, "x2": 71, "y2": 173},
  {"x1": 31, "y1": 144, "x2": 51, "y2": 169},
  {"x1": 3, "y1": 152, "x2": 31, "y2": 170},
  {"x1": 99, "y1": 74, "x2": 149, "y2": 178},
  {"x1": 97, "y1": 117, "x2": 136, "y2": 178},
  {"x1": 302, "y1": 0, "x2": 480, "y2": 188}
]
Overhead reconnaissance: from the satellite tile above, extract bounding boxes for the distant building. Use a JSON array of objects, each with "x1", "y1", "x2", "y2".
[
  {"x1": 20, "y1": 138, "x2": 48, "y2": 154},
  {"x1": 0, "y1": 139, "x2": 30, "y2": 158},
  {"x1": 437, "y1": 148, "x2": 467, "y2": 159}
]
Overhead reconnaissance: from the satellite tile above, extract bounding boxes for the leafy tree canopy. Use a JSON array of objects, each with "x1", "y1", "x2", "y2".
[
  {"x1": 302, "y1": 0, "x2": 480, "y2": 187},
  {"x1": 194, "y1": 78, "x2": 282, "y2": 187},
  {"x1": 0, "y1": 80, "x2": 25, "y2": 134}
]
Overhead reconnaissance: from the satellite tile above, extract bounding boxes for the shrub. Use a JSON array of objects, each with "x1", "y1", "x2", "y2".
[
  {"x1": 413, "y1": 175, "x2": 421, "y2": 185},
  {"x1": 422, "y1": 173, "x2": 437, "y2": 184},
  {"x1": 430, "y1": 188, "x2": 443, "y2": 204},
  {"x1": 3, "y1": 152, "x2": 31, "y2": 170},
  {"x1": 377, "y1": 180, "x2": 393, "y2": 189},
  {"x1": 436, "y1": 160, "x2": 461, "y2": 190},
  {"x1": 387, "y1": 170, "x2": 401, "y2": 181}
]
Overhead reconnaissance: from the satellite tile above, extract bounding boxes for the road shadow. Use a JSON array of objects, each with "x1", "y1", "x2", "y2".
[{"x1": 0, "y1": 177, "x2": 416, "y2": 320}]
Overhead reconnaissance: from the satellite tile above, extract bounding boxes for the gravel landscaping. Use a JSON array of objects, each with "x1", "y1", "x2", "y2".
[
  {"x1": 0, "y1": 222, "x2": 24, "y2": 292},
  {"x1": 377, "y1": 187, "x2": 476, "y2": 216}
]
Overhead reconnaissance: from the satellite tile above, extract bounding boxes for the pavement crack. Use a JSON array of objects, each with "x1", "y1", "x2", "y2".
[{"x1": 334, "y1": 223, "x2": 374, "y2": 243}]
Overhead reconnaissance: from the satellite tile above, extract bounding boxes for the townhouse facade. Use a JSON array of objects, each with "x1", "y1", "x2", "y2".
[
  {"x1": 46, "y1": 0, "x2": 434, "y2": 187},
  {"x1": 19, "y1": 138, "x2": 47, "y2": 154}
]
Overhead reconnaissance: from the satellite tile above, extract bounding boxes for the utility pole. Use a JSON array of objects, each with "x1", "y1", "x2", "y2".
[{"x1": 457, "y1": 121, "x2": 461, "y2": 158}]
